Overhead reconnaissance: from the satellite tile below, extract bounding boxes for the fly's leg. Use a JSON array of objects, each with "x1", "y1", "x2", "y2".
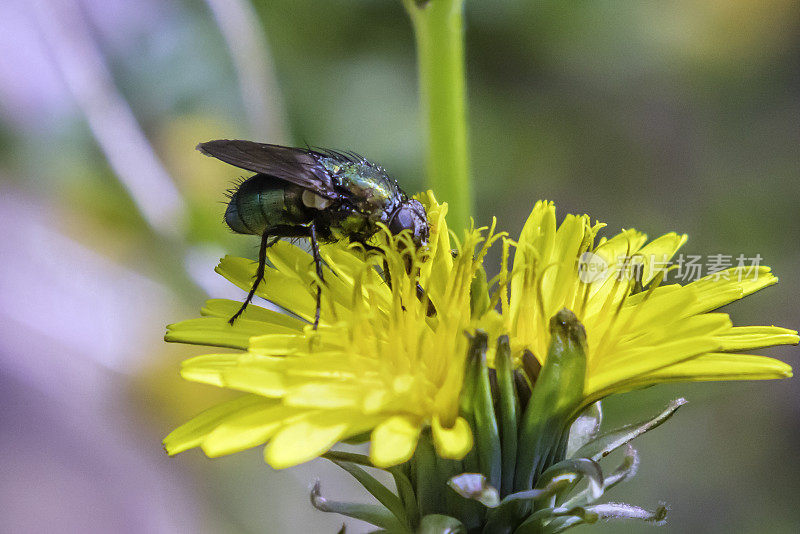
[
  {"x1": 229, "y1": 231, "x2": 279, "y2": 325},
  {"x1": 361, "y1": 242, "x2": 436, "y2": 317},
  {"x1": 383, "y1": 258, "x2": 392, "y2": 289},
  {"x1": 309, "y1": 223, "x2": 324, "y2": 329},
  {"x1": 359, "y1": 243, "x2": 395, "y2": 289},
  {"x1": 229, "y1": 225, "x2": 311, "y2": 325}
]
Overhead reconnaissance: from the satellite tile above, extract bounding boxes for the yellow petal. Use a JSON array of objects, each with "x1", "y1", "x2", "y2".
[
  {"x1": 615, "y1": 283, "x2": 698, "y2": 332},
  {"x1": 540, "y1": 214, "x2": 588, "y2": 316},
  {"x1": 319, "y1": 246, "x2": 392, "y2": 308},
  {"x1": 263, "y1": 411, "x2": 351, "y2": 469},
  {"x1": 166, "y1": 317, "x2": 297, "y2": 350},
  {"x1": 715, "y1": 325, "x2": 799, "y2": 352},
  {"x1": 249, "y1": 332, "x2": 345, "y2": 354},
  {"x1": 264, "y1": 241, "x2": 317, "y2": 281},
  {"x1": 420, "y1": 200, "x2": 453, "y2": 291},
  {"x1": 202, "y1": 404, "x2": 301, "y2": 457},
  {"x1": 283, "y1": 382, "x2": 364, "y2": 409},
  {"x1": 621, "y1": 353, "x2": 792, "y2": 387},
  {"x1": 220, "y1": 366, "x2": 287, "y2": 397},
  {"x1": 370, "y1": 415, "x2": 422, "y2": 467},
  {"x1": 215, "y1": 256, "x2": 319, "y2": 322},
  {"x1": 587, "y1": 337, "x2": 721, "y2": 395},
  {"x1": 267, "y1": 242, "x2": 361, "y2": 309},
  {"x1": 611, "y1": 313, "x2": 731, "y2": 351},
  {"x1": 201, "y1": 299, "x2": 306, "y2": 331},
  {"x1": 687, "y1": 267, "x2": 777, "y2": 314},
  {"x1": 635, "y1": 232, "x2": 687, "y2": 285},
  {"x1": 163, "y1": 395, "x2": 272, "y2": 455},
  {"x1": 593, "y1": 228, "x2": 648, "y2": 265},
  {"x1": 431, "y1": 415, "x2": 473, "y2": 460},
  {"x1": 178, "y1": 352, "x2": 288, "y2": 395},
  {"x1": 179, "y1": 353, "x2": 241, "y2": 387}
]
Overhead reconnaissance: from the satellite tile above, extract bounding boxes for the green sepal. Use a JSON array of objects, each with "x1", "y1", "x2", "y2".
[
  {"x1": 459, "y1": 332, "x2": 483, "y2": 475},
  {"x1": 584, "y1": 502, "x2": 666, "y2": 524},
  {"x1": 562, "y1": 445, "x2": 638, "y2": 509},
  {"x1": 520, "y1": 349, "x2": 541, "y2": 385},
  {"x1": 513, "y1": 369, "x2": 532, "y2": 412},
  {"x1": 514, "y1": 503, "x2": 599, "y2": 534},
  {"x1": 494, "y1": 335, "x2": 518, "y2": 496},
  {"x1": 472, "y1": 335, "x2": 502, "y2": 490},
  {"x1": 322, "y1": 450, "x2": 372, "y2": 465},
  {"x1": 564, "y1": 402, "x2": 602, "y2": 459},
  {"x1": 573, "y1": 398, "x2": 687, "y2": 462},
  {"x1": 600, "y1": 444, "x2": 639, "y2": 491},
  {"x1": 418, "y1": 514, "x2": 467, "y2": 534},
  {"x1": 518, "y1": 502, "x2": 667, "y2": 534},
  {"x1": 440, "y1": 462, "x2": 487, "y2": 531},
  {"x1": 447, "y1": 473, "x2": 501, "y2": 507},
  {"x1": 535, "y1": 458, "x2": 603, "y2": 505},
  {"x1": 391, "y1": 466, "x2": 420, "y2": 528},
  {"x1": 310, "y1": 480, "x2": 409, "y2": 532},
  {"x1": 437, "y1": 458, "x2": 467, "y2": 524},
  {"x1": 449, "y1": 333, "x2": 493, "y2": 529},
  {"x1": 322, "y1": 451, "x2": 420, "y2": 529},
  {"x1": 494, "y1": 458, "x2": 601, "y2": 511},
  {"x1": 416, "y1": 431, "x2": 443, "y2": 517},
  {"x1": 341, "y1": 431, "x2": 371, "y2": 445},
  {"x1": 515, "y1": 309, "x2": 588, "y2": 492},
  {"x1": 328, "y1": 460, "x2": 410, "y2": 528},
  {"x1": 483, "y1": 310, "x2": 588, "y2": 534}
]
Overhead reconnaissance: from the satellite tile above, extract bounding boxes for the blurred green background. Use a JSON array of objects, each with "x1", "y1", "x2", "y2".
[{"x1": 1, "y1": 0, "x2": 798, "y2": 532}]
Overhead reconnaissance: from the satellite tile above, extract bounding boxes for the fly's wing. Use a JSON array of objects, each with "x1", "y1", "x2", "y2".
[{"x1": 198, "y1": 140, "x2": 335, "y2": 196}]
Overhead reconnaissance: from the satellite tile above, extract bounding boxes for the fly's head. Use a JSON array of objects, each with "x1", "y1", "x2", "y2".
[{"x1": 387, "y1": 199, "x2": 429, "y2": 248}]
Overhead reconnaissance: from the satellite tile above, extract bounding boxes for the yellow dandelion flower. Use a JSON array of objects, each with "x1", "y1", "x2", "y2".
[
  {"x1": 494, "y1": 200, "x2": 796, "y2": 410},
  {"x1": 164, "y1": 195, "x2": 796, "y2": 477},
  {"x1": 164, "y1": 193, "x2": 502, "y2": 468}
]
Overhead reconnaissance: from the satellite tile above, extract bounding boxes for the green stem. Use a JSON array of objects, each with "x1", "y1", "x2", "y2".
[{"x1": 403, "y1": 0, "x2": 472, "y2": 233}]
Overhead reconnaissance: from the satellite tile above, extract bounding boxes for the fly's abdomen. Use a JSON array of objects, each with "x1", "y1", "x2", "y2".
[{"x1": 225, "y1": 175, "x2": 308, "y2": 235}]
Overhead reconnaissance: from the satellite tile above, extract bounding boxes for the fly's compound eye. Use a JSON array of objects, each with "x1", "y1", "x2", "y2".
[
  {"x1": 388, "y1": 200, "x2": 429, "y2": 248},
  {"x1": 388, "y1": 206, "x2": 415, "y2": 235}
]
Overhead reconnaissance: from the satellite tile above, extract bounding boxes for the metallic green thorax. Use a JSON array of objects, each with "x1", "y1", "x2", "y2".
[
  {"x1": 322, "y1": 158, "x2": 400, "y2": 211},
  {"x1": 321, "y1": 157, "x2": 405, "y2": 239}
]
